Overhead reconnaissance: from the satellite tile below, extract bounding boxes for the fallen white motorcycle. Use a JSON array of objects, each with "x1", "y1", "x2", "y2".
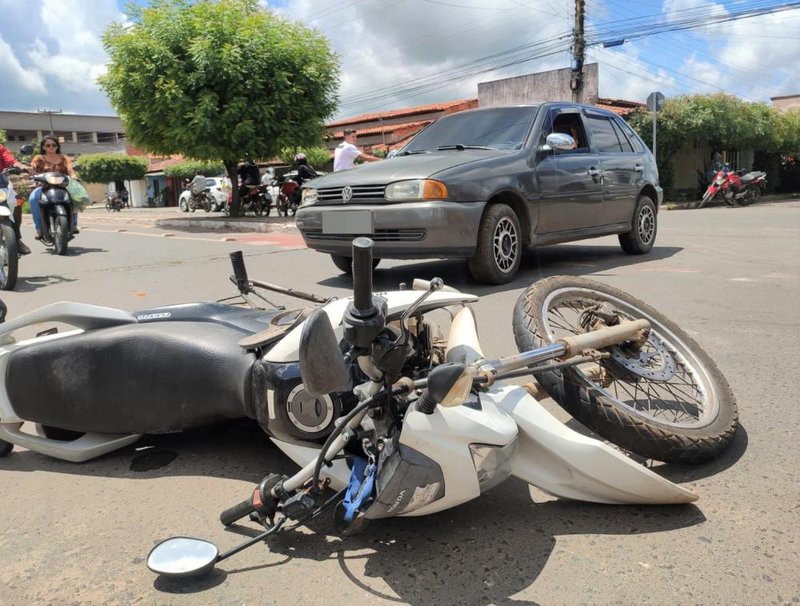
[{"x1": 141, "y1": 238, "x2": 738, "y2": 578}]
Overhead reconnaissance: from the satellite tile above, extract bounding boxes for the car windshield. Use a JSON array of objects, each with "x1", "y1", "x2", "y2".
[{"x1": 401, "y1": 107, "x2": 537, "y2": 154}]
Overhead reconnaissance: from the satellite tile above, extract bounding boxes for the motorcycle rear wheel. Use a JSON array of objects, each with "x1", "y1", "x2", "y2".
[
  {"x1": 738, "y1": 185, "x2": 760, "y2": 207},
  {"x1": 513, "y1": 275, "x2": 739, "y2": 464},
  {"x1": 0, "y1": 221, "x2": 19, "y2": 291}
]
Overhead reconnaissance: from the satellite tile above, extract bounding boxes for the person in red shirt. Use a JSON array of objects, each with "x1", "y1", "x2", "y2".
[{"x1": 0, "y1": 144, "x2": 32, "y2": 255}]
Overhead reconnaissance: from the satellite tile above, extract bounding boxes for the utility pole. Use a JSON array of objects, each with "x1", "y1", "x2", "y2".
[
  {"x1": 570, "y1": 0, "x2": 585, "y2": 102},
  {"x1": 37, "y1": 108, "x2": 63, "y2": 134}
]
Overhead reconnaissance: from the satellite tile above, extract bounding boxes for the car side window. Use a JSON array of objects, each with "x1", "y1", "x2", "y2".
[
  {"x1": 549, "y1": 112, "x2": 590, "y2": 153},
  {"x1": 610, "y1": 119, "x2": 634, "y2": 153},
  {"x1": 615, "y1": 118, "x2": 646, "y2": 153},
  {"x1": 585, "y1": 114, "x2": 623, "y2": 153}
]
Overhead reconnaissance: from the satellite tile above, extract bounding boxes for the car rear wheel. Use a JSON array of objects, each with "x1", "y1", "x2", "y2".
[
  {"x1": 619, "y1": 195, "x2": 656, "y2": 255},
  {"x1": 468, "y1": 203, "x2": 521, "y2": 284},
  {"x1": 331, "y1": 255, "x2": 380, "y2": 274}
]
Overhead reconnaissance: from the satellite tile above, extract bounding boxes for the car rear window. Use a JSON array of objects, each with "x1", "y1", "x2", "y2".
[
  {"x1": 585, "y1": 114, "x2": 624, "y2": 153},
  {"x1": 403, "y1": 107, "x2": 537, "y2": 153}
]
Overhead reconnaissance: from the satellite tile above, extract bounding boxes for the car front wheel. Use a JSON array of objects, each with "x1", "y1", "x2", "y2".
[
  {"x1": 468, "y1": 203, "x2": 522, "y2": 284},
  {"x1": 619, "y1": 195, "x2": 657, "y2": 255}
]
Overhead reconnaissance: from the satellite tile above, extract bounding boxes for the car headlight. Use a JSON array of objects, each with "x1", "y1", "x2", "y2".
[
  {"x1": 384, "y1": 179, "x2": 447, "y2": 201},
  {"x1": 300, "y1": 187, "x2": 318, "y2": 207}
]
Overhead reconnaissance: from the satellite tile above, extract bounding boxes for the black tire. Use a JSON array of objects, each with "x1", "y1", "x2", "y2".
[
  {"x1": 0, "y1": 439, "x2": 12, "y2": 457},
  {"x1": 330, "y1": 255, "x2": 380, "y2": 274},
  {"x1": 0, "y1": 221, "x2": 19, "y2": 291},
  {"x1": 179, "y1": 198, "x2": 189, "y2": 212},
  {"x1": 738, "y1": 184, "x2": 760, "y2": 207},
  {"x1": 467, "y1": 203, "x2": 522, "y2": 284},
  {"x1": 53, "y1": 215, "x2": 69, "y2": 256},
  {"x1": 619, "y1": 195, "x2": 657, "y2": 255},
  {"x1": 512, "y1": 275, "x2": 739, "y2": 464},
  {"x1": 105, "y1": 201, "x2": 112, "y2": 212}
]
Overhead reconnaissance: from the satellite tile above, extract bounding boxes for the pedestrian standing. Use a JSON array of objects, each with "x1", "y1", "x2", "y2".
[{"x1": 333, "y1": 129, "x2": 380, "y2": 171}]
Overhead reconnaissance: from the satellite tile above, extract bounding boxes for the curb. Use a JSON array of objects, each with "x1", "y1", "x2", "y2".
[
  {"x1": 660, "y1": 195, "x2": 799, "y2": 211},
  {"x1": 155, "y1": 218, "x2": 300, "y2": 234}
]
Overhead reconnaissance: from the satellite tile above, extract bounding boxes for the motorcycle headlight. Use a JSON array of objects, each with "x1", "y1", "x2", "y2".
[
  {"x1": 300, "y1": 187, "x2": 318, "y2": 207},
  {"x1": 0, "y1": 191, "x2": 7, "y2": 203},
  {"x1": 45, "y1": 175, "x2": 66, "y2": 185},
  {"x1": 384, "y1": 179, "x2": 447, "y2": 201},
  {"x1": 469, "y1": 440, "x2": 517, "y2": 494}
]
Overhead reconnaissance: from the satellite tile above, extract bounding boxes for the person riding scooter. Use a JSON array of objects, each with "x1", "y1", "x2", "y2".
[{"x1": 0, "y1": 144, "x2": 31, "y2": 255}]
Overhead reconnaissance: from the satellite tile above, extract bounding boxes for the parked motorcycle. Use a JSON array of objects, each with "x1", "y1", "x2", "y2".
[
  {"x1": 273, "y1": 174, "x2": 300, "y2": 216},
  {"x1": 104, "y1": 192, "x2": 125, "y2": 212},
  {"x1": 236, "y1": 183, "x2": 273, "y2": 216},
  {"x1": 0, "y1": 167, "x2": 23, "y2": 290},
  {"x1": 186, "y1": 175, "x2": 215, "y2": 212},
  {"x1": 698, "y1": 163, "x2": 767, "y2": 208}
]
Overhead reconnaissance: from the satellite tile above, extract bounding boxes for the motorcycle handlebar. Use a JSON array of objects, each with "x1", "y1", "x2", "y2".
[
  {"x1": 351, "y1": 237, "x2": 374, "y2": 313},
  {"x1": 219, "y1": 498, "x2": 256, "y2": 527},
  {"x1": 229, "y1": 251, "x2": 250, "y2": 293}
]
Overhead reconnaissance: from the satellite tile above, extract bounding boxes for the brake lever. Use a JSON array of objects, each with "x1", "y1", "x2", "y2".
[{"x1": 396, "y1": 277, "x2": 444, "y2": 345}]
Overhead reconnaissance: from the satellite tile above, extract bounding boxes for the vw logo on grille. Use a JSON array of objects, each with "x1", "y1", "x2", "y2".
[{"x1": 341, "y1": 186, "x2": 353, "y2": 202}]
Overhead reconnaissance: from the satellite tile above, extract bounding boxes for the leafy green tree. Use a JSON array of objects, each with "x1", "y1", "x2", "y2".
[
  {"x1": 0, "y1": 129, "x2": 6, "y2": 146},
  {"x1": 278, "y1": 146, "x2": 331, "y2": 169},
  {"x1": 76, "y1": 153, "x2": 148, "y2": 184},
  {"x1": 164, "y1": 160, "x2": 226, "y2": 180},
  {"x1": 627, "y1": 93, "x2": 797, "y2": 194},
  {"x1": 99, "y1": 0, "x2": 339, "y2": 215}
]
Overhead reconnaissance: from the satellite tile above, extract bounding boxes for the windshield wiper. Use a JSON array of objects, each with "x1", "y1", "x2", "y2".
[
  {"x1": 397, "y1": 149, "x2": 430, "y2": 156},
  {"x1": 437, "y1": 144, "x2": 493, "y2": 151}
]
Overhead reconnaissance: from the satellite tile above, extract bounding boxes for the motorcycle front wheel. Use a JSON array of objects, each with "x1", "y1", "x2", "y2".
[
  {"x1": 0, "y1": 221, "x2": 19, "y2": 290},
  {"x1": 513, "y1": 275, "x2": 739, "y2": 464},
  {"x1": 53, "y1": 214, "x2": 69, "y2": 255}
]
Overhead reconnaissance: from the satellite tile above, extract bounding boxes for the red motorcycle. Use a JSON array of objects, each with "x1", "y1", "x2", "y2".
[{"x1": 698, "y1": 164, "x2": 767, "y2": 208}]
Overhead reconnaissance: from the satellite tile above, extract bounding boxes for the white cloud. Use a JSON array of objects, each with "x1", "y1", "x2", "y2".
[{"x1": 0, "y1": 36, "x2": 47, "y2": 94}]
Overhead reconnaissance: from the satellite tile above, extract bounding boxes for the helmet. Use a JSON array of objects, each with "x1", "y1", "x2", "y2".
[{"x1": 294, "y1": 153, "x2": 306, "y2": 163}]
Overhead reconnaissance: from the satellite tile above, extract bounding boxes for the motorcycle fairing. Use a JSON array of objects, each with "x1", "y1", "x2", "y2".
[
  {"x1": 42, "y1": 188, "x2": 69, "y2": 205},
  {"x1": 491, "y1": 385, "x2": 697, "y2": 505}
]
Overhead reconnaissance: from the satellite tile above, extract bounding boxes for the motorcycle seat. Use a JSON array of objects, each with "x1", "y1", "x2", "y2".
[{"x1": 6, "y1": 321, "x2": 256, "y2": 434}]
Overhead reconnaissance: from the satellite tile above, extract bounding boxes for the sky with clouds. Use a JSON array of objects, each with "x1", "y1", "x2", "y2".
[{"x1": 0, "y1": 0, "x2": 797, "y2": 122}]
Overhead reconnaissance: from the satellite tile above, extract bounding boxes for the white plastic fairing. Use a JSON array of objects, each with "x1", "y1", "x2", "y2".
[
  {"x1": 445, "y1": 306, "x2": 484, "y2": 365},
  {"x1": 0, "y1": 423, "x2": 141, "y2": 462},
  {"x1": 0, "y1": 206, "x2": 11, "y2": 217},
  {"x1": 265, "y1": 289, "x2": 478, "y2": 362},
  {"x1": 397, "y1": 397, "x2": 518, "y2": 516},
  {"x1": 490, "y1": 385, "x2": 697, "y2": 505}
]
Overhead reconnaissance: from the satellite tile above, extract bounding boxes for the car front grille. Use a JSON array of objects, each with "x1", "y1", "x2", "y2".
[
  {"x1": 303, "y1": 229, "x2": 425, "y2": 242},
  {"x1": 317, "y1": 184, "x2": 386, "y2": 203}
]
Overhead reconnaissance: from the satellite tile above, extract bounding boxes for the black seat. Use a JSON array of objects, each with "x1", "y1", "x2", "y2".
[{"x1": 7, "y1": 321, "x2": 256, "y2": 434}]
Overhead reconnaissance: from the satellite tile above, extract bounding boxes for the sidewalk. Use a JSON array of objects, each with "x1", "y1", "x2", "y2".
[
  {"x1": 661, "y1": 193, "x2": 800, "y2": 210},
  {"x1": 80, "y1": 204, "x2": 300, "y2": 233}
]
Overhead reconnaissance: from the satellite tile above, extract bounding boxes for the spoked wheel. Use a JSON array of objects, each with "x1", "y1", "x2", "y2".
[
  {"x1": 53, "y1": 215, "x2": 69, "y2": 255},
  {"x1": 513, "y1": 275, "x2": 738, "y2": 463},
  {"x1": 738, "y1": 185, "x2": 760, "y2": 207},
  {"x1": 0, "y1": 221, "x2": 19, "y2": 291}
]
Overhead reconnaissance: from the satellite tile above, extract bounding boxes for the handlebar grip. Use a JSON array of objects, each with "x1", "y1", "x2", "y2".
[
  {"x1": 219, "y1": 498, "x2": 256, "y2": 527},
  {"x1": 229, "y1": 251, "x2": 250, "y2": 293},
  {"x1": 411, "y1": 278, "x2": 458, "y2": 293},
  {"x1": 351, "y1": 237, "x2": 374, "y2": 313}
]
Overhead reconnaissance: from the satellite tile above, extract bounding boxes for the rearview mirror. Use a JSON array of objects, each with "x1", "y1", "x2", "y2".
[
  {"x1": 540, "y1": 133, "x2": 577, "y2": 153},
  {"x1": 299, "y1": 308, "x2": 348, "y2": 397},
  {"x1": 147, "y1": 537, "x2": 219, "y2": 578},
  {"x1": 19, "y1": 144, "x2": 34, "y2": 156}
]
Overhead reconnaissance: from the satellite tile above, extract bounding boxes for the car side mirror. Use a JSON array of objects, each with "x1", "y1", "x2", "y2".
[
  {"x1": 299, "y1": 308, "x2": 348, "y2": 397},
  {"x1": 540, "y1": 133, "x2": 577, "y2": 153}
]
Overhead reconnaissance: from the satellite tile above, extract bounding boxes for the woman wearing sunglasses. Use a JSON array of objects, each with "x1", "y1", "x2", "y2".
[{"x1": 28, "y1": 135, "x2": 79, "y2": 243}]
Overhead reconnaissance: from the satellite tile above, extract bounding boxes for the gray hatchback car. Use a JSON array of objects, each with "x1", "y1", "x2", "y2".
[{"x1": 296, "y1": 103, "x2": 662, "y2": 284}]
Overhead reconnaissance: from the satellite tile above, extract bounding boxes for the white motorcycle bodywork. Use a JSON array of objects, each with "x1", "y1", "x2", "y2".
[{"x1": 0, "y1": 291, "x2": 696, "y2": 506}]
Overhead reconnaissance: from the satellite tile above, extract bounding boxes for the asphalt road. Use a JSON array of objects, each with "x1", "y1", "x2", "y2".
[{"x1": 0, "y1": 202, "x2": 798, "y2": 605}]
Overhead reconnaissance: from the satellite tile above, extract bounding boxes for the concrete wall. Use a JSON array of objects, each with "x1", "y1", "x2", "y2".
[{"x1": 478, "y1": 64, "x2": 599, "y2": 107}]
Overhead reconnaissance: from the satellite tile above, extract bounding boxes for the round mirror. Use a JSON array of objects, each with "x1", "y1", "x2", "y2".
[{"x1": 147, "y1": 537, "x2": 219, "y2": 577}]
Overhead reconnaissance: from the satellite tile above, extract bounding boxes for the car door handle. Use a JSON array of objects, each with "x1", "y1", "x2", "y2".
[
  {"x1": 587, "y1": 168, "x2": 603, "y2": 177},
  {"x1": 634, "y1": 164, "x2": 644, "y2": 172}
]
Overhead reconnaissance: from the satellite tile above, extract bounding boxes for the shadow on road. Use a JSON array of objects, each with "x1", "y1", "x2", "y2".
[
  {"x1": 317, "y1": 243, "x2": 683, "y2": 297},
  {"x1": 13, "y1": 274, "x2": 78, "y2": 292}
]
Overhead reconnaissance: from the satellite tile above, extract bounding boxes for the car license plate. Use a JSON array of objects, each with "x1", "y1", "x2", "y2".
[{"x1": 322, "y1": 211, "x2": 373, "y2": 234}]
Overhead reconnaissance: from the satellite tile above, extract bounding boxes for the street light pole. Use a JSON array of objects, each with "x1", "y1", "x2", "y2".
[{"x1": 37, "y1": 108, "x2": 63, "y2": 134}]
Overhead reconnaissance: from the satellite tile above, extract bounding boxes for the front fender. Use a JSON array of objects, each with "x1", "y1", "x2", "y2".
[{"x1": 491, "y1": 385, "x2": 697, "y2": 505}]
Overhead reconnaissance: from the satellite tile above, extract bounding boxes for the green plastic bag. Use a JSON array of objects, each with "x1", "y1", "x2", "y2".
[{"x1": 66, "y1": 178, "x2": 91, "y2": 211}]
